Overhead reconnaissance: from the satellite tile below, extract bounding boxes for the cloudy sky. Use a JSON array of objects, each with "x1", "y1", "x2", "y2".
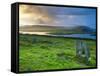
[{"x1": 19, "y1": 4, "x2": 96, "y2": 28}]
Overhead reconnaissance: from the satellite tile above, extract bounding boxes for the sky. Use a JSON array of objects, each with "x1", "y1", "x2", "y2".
[{"x1": 19, "y1": 4, "x2": 96, "y2": 29}]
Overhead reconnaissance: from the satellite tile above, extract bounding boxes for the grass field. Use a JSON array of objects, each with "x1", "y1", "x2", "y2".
[{"x1": 19, "y1": 34, "x2": 96, "y2": 72}]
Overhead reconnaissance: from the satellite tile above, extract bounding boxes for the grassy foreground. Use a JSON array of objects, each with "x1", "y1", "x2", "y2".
[{"x1": 19, "y1": 34, "x2": 96, "y2": 72}]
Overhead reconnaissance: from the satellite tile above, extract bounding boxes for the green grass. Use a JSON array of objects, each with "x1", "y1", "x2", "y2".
[{"x1": 19, "y1": 34, "x2": 96, "y2": 72}]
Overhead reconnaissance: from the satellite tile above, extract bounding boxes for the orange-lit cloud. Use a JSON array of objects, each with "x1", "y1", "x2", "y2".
[{"x1": 19, "y1": 5, "x2": 54, "y2": 26}]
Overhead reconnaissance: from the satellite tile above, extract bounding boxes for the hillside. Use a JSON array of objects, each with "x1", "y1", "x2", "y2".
[{"x1": 19, "y1": 25, "x2": 95, "y2": 34}]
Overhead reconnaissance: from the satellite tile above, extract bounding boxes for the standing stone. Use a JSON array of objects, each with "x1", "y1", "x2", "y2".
[{"x1": 76, "y1": 40, "x2": 90, "y2": 64}]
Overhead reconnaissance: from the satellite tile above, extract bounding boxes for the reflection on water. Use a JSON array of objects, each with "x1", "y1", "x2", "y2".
[
  {"x1": 19, "y1": 31, "x2": 49, "y2": 35},
  {"x1": 19, "y1": 31, "x2": 96, "y2": 40},
  {"x1": 51, "y1": 34, "x2": 96, "y2": 40}
]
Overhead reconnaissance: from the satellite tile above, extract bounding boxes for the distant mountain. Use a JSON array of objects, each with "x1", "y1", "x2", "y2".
[
  {"x1": 73, "y1": 26, "x2": 95, "y2": 33},
  {"x1": 19, "y1": 25, "x2": 95, "y2": 34},
  {"x1": 19, "y1": 25, "x2": 67, "y2": 32}
]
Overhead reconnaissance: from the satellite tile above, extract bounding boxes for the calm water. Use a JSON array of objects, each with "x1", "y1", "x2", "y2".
[
  {"x1": 19, "y1": 31, "x2": 96, "y2": 40},
  {"x1": 50, "y1": 34, "x2": 96, "y2": 40}
]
